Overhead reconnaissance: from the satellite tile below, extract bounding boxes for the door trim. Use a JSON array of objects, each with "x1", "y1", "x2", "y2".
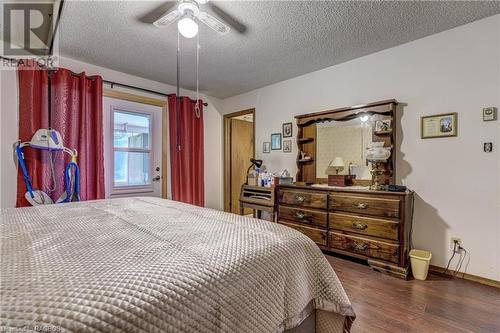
[
  {"x1": 223, "y1": 109, "x2": 255, "y2": 212},
  {"x1": 103, "y1": 89, "x2": 168, "y2": 199}
]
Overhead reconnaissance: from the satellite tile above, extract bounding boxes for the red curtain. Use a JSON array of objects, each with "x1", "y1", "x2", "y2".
[
  {"x1": 16, "y1": 63, "x2": 104, "y2": 207},
  {"x1": 168, "y1": 95, "x2": 204, "y2": 206}
]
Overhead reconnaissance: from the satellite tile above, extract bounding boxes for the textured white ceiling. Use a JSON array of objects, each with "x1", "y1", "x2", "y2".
[{"x1": 58, "y1": 1, "x2": 500, "y2": 98}]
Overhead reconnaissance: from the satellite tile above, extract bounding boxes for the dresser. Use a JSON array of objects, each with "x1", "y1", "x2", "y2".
[{"x1": 277, "y1": 184, "x2": 413, "y2": 279}]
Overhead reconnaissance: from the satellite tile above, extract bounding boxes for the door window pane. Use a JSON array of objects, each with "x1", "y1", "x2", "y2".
[
  {"x1": 113, "y1": 111, "x2": 151, "y2": 149},
  {"x1": 114, "y1": 151, "x2": 150, "y2": 187}
]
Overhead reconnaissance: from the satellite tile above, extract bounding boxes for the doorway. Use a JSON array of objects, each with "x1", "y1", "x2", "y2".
[
  {"x1": 224, "y1": 109, "x2": 255, "y2": 214},
  {"x1": 103, "y1": 89, "x2": 168, "y2": 199}
]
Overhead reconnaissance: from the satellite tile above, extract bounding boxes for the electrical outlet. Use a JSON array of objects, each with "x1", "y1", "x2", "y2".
[{"x1": 451, "y1": 237, "x2": 462, "y2": 252}]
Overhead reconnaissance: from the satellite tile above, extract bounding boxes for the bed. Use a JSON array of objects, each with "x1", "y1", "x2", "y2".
[{"x1": 0, "y1": 197, "x2": 355, "y2": 332}]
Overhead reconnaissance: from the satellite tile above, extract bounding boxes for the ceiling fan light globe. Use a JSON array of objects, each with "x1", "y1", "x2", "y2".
[{"x1": 178, "y1": 16, "x2": 199, "y2": 38}]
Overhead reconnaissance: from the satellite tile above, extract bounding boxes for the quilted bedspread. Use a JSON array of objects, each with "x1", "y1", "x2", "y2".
[{"x1": 1, "y1": 197, "x2": 355, "y2": 333}]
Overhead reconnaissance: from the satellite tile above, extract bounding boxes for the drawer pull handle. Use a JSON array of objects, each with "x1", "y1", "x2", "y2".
[
  {"x1": 352, "y1": 242, "x2": 368, "y2": 252},
  {"x1": 296, "y1": 211, "x2": 306, "y2": 219},
  {"x1": 354, "y1": 202, "x2": 368, "y2": 209},
  {"x1": 295, "y1": 195, "x2": 306, "y2": 203},
  {"x1": 352, "y1": 222, "x2": 368, "y2": 230},
  {"x1": 295, "y1": 211, "x2": 311, "y2": 222}
]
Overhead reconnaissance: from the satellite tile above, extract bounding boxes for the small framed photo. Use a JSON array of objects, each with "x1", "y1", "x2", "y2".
[
  {"x1": 375, "y1": 119, "x2": 392, "y2": 132},
  {"x1": 483, "y1": 107, "x2": 497, "y2": 121},
  {"x1": 421, "y1": 112, "x2": 458, "y2": 139},
  {"x1": 283, "y1": 140, "x2": 292, "y2": 153},
  {"x1": 271, "y1": 133, "x2": 282, "y2": 150},
  {"x1": 263, "y1": 142, "x2": 270, "y2": 153},
  {"x1": 282, "y1": 122, "x2": 293, "y2": 138}
]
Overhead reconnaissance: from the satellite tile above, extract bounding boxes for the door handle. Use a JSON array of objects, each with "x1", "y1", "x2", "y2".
[{"x1": 152, "y1": 175, "x2": 161, "y2": 182}]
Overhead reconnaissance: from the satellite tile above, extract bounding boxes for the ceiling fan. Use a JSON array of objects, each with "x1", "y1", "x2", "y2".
[{"x1": 153, "y1": 0, "x2": 231, "y2": 38}]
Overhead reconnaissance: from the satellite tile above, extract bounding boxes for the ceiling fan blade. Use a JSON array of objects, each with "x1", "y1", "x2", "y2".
[
  {"x1": 198, "y1": 11, "x2": 230, "y2": 35},
  {"x1": 153, "y1": 8, "x2": 182, "y2": 28},
  {"x1": 208, "y1": 3, "x2": 247, "y2": 34},
  {"x1": 137, "y1": 2, "x2": 178, "y2": 25}
]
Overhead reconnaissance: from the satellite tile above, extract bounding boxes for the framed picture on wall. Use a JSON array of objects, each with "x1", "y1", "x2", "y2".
[
  {"x1": 271, "y1": 133, "x2": 282, "y2": 150},
  {"x1": 421, "y1": 112, "x2": 458, "y2": 139},
  {"x1": 375, "y1": 119, "x2": 392, "y2": 133},
  {"x1": 263, "y1": 142, "x2": 270, "y2": 153},
  {"x1": 283, "y1": 140, "x2": 292, "y2": 153},
  {"x1": 282, "y1": 122, "x2": 293, "y2": 138}
]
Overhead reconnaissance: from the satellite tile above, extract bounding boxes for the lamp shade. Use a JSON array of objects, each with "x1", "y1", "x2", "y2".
[
  {"x1": 326, "y1": 157, "x2": 344, "y2": 175},
  {"x1": 250, "y1": 158, "x2": 263, "y2": 168},
  {"x1": 331, "y1": 157, "x2": 344, "y2": 168}
]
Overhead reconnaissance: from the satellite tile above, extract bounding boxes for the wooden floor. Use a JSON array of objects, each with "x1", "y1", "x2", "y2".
[{"x1": 325, "y1": 255, "x2": 500, "y2": 333}]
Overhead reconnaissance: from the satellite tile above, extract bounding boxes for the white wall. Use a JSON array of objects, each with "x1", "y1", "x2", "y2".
[
  {"x1": 0, "y1": 56, "x2": 223, "y2": 210},
  {"x1": 222, "y1": 15, "x2": 500, "y2": 281}
]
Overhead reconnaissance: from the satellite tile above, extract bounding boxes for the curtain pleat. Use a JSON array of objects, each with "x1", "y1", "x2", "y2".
[{"x1": 168, "y1": 95, "x2": 204, "y2": 207}]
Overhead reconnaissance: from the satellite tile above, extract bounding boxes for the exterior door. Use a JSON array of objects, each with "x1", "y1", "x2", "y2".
[
  {"x1": 230, "y1": 118, "x2": 254, "y2": 214},
  {"x1": 103, "y1": 96, "x2": 163, "y2": 198}
]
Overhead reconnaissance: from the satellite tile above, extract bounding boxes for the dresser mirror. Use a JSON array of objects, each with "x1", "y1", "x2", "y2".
[
  {"x1": 316, "y1": 117, "x2": 374, "y2": 180},
  {"x1": 295, "y1": 99, "x2": 398, "y2": 186}
]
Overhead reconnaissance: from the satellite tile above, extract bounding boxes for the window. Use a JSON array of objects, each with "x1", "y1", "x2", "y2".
[{"x1": 112, "y1": 109, "x2": 153, "y2": 190}]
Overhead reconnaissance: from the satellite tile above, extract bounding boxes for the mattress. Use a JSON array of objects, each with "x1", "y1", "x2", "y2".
[{"x1": 0, "y1": 197, "x2": 355, "y2": 332}]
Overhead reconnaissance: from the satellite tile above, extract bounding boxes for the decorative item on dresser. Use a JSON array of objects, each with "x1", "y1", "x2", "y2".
[
  {"x1": 278, "y1": 99, "x2": 415, "y2": 279},
  {"x1": 277, "y1": 185, "x2": 413, "y2": 279}
]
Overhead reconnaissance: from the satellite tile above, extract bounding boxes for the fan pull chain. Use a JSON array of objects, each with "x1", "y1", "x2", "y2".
[
  {"x1": 194, "y1": 32, "x2": 201, "y2": 119},
  {"x1": 176, "y1": 29, "x2": 181, "y2": 152}
]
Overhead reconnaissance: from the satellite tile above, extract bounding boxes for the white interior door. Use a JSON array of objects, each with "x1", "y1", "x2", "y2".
[{"x1": 103, "y1": 96, "x2": 163, "y2": 198}]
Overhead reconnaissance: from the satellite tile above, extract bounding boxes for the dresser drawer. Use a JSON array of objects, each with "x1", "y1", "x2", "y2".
[
  {"x1": 330, "y1": 213, "x2": 399, "y2": 241},
  {"x1": 279, "y1": 190, "x2": 327, "y2": 210},
  {"x1": 330, "y1": 194, "x2": 400, "y2": 218},
  {"x1": 330, "y1": 232, "x2": 399, "y2": 264},
  {"x1": 279, "y1": 206, "x2": 327, "y2": 228},
  {"x1": 280, "y1": 221, "x2": 327, "y2": 246}
]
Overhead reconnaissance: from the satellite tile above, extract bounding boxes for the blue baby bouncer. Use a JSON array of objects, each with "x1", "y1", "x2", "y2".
[{"x1": 15, "y1": 70, "x2": 80, "y2": 206}]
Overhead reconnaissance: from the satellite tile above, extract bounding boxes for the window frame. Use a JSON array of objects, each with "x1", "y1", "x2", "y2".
[{"x1": 110, "y1": 106, "x2": 155, "y2": 195}]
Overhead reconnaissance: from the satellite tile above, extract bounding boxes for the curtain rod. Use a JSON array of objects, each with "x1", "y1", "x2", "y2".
[
  {"x1": 0, "y1": 56, "x2": 208, "y2": 107},
  {"x1": 103, "y1": 80, "x2": 208, "y2": 106}
]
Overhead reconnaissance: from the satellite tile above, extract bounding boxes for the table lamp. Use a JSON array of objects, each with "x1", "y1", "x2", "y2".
[
  {"x1": 365, "y1": 143, "x2": 391, "y2": 190},
  {"x1": 326, "y1": 157, "x2": 354, "y2": 187},
  {"x1": 246, "y1": 158, "x2": 263, "y2": 185}
]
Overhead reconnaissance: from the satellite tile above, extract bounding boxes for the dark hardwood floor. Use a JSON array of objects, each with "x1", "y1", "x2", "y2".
[{"x1": 325, "y1": 255, "x2": 500, "y2": 333}]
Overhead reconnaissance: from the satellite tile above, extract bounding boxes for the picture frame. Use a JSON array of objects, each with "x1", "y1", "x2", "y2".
[
  {"x1": 375, "y1": 119, "x2": 392, "y2": 133},
  {"x1": 263, "y1": 142, "x2": 270, "y2": 153},
  {"x1": 271, "y1": 133, "x2": 282, "y2": 150},
  {"x1": 283, "y1": 140, "x2": 292, "y2": 153},
  {"x1": 282, "y1": 122, "x2": 293, "y2": 138},
  {"x1": 421, "y1": 112, "x2": 458, "y2": 139}
]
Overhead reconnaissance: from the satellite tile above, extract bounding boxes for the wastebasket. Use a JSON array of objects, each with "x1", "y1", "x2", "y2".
[{"x1": 409, "y1": 249, "x2": 432, "y2": 280}]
